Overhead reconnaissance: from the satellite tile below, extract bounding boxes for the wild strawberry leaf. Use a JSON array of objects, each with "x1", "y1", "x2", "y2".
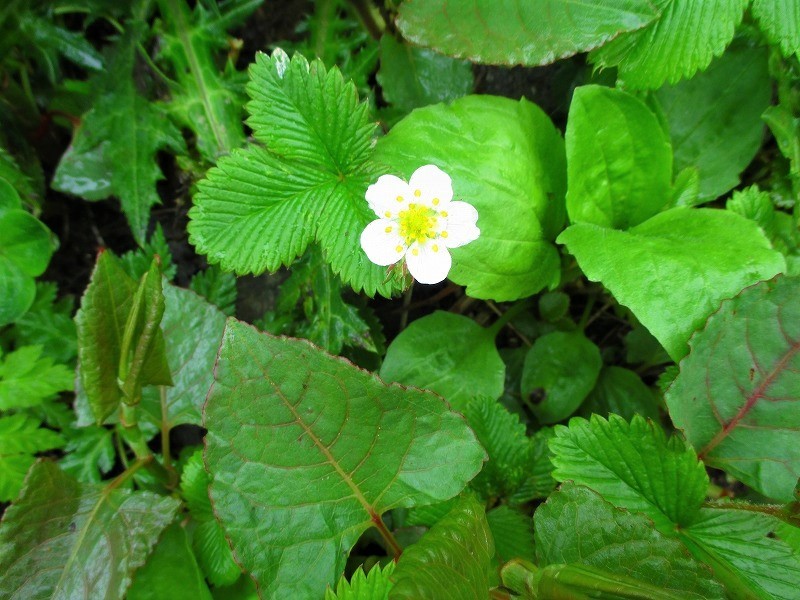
[
  {"x1": 204, "y1": 319, "x2": 486, "y2": 598},
  {"x1": 326, "y1": 563, "x2": 395, "y2": 600},
  {"x1": 0, "y1": 461, "x2": 179, "y2": 599},
  {"x1": 0, "y1": 414, "x2": 64, "y2": 502},
  {"x1": 188, "y1": 49, "x2": 397, "y2": 297},
  {"x1": 396, "y1": 0, "x2": 659, "y2": 66},
  {"x1": 666, "y1": 275, "x2": 800, "y2": 501},
  {"x1": 752, "y1": 0, "x2": 800, "y2": 57}
]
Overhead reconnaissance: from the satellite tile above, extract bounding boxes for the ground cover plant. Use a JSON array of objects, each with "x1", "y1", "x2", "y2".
[{"x1": 0, "y1": 0, "x2": 799, "y2": 598}]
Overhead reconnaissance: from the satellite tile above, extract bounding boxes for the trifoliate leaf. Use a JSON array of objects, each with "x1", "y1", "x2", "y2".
[
  {"x1": 680, "y1": 508, "x2": 800, "y2": 600},
  {"x1": 655, "y1": 43, "x2": 771, "y2": 203},
  {"x1": 396, "y1": 0, "x2": 659, "y2": 66},
  {"x1": 188, "y1": 49, "x2": 396, "y2": 297},
  {"x1": 9, "y1": 282, "x2": 77, "y2": 365},
  {"x1": 389, "y1": 496, "x2": 494, "y2": 600},
  {"x1": 566, "y1": 85, "x2": 672, "y2": 229},
  {"x1": 558, "y1": 208, "x2": 786, "y2": 360},
  {"x1": 531, "y1": 484, "x2": 724, "y2": 599},
  {"x1": 666, "y1": 275, "x2": 800, "y2": 502},
  {"x1": 549, "y1": 415, "x2": 708, "y2": 533},
  {"x1": 752, "y1": 0, "x2": 800, "y2": 57},
  {"x1": 0, "y1": 345, "x2": 73, "y2": 411},
  {"x1": 59, "y1": 424, "x2": 115, "y2": 483},
  {"x1": 189, "y1": 265, "x2": 237, "y2": 316},
  {"x1": 120, "y1": 224, "x2": 177, "y2": 280},
  {"x1": 589, "y1": 0, "x2": 748, "y2": 89},
  {"x1": 0, "y1": 414, "x2": 64, "y2": 502},
  {"x1": 463, "y1": 397, "x2": 531, "y2": 500},
  {"x1": 486, "y1": 505, "x2": 534, "y2": 563},
  {"x1": 0, "y1": 461, "x2": 179, "y2": 599},
  {"x1": 380, "y1": 311, "x2": 505, "y2": 412},
  {"x1": 180, "y1": 449, "x2": 240, "y2": 587},
  {"x1": 373, "y1": 95, "x2": 566, "y2": 300},
  {"x1": 127, "y1": 522, "x2": 213, "y2": 600},
  {"x1": 204, "y1": 319, "x2": 486, "y2": 597},
  {"x1": 325, "y1": 563, "x2": 395, "y2": 600}
]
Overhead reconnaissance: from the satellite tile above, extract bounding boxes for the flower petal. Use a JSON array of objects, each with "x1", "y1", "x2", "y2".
[
  {"x1": 408, "y1": 164, "x2": 454, "y2": 208},
  {"x1": 441, "y1": 200, "x2": 480, "y2": 248},
  {"x1": 405, "y1": 240, "x2": 452, "y2": 284},
  {"x1": 366, "y1": 174, "x2": 412, "y2": 218},
  {"x1": 360, "y1": 219, "x2": 406, "y2": 266}
]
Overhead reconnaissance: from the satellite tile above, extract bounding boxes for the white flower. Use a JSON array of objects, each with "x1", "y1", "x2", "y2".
[{"x1": 360, "y1": 165, "x2": 480, "y2": 284}]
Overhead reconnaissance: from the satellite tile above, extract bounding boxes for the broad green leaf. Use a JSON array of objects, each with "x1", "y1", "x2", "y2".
[
  {"x1": 549, "y1": 415, "x2": 708, "y2": 532},
  {"x1": 566, "y1": 85, "x2": 672, "y2": 229},
  {"x1": 181, "y1": 449, "x2": 240, "y2": 587},
  {"x1": 374, "y1": 95, "x2": 566, "y2": 300},
  {"x1": 590, "y1": 0, "x2": 748, "y2": 89},
  {"x1": 389, "y1": 496, "x2": 494, "y2": 599},
  {"x1": 680, "y1": 508, "x2": 800, "y2": 600},
  {"x1": 486, "y1": 505, "x2": 534, "y2": 563},
  {"x1": 0, "y1": 345, "x2": 73, "y2": 411},
  {"x1": 189, "y1": 265, "x2": 237, "y2": 316},
  {"x1": 0, "y1": 461, "x2": 179, "y2": 599},
  {"x1": 59, "y1": 425, "x2": 115, "y2": 483},
  {"x1": 10, "y1": 282, "x2": 77, "y2": 365},
  {"x1": 558, "y1": 208, "x2": 786, "y2": 360},
  {"x1": 520, "y1": 331, "x2": 602, "y2": 424},
  {"x1": 188, "y1": 49, "x2": 396, "y2": 297},
  {"x1": 396, "y1": 0, "x2": 658, "y2": 66},
  {"x1": 0, "y1": 260, "x2": 34, "y2": 327},
  {"x1": 127, "y1": 522, "x2": 213, "y2": 600},
  {"x1": 531, "y1": 484, "x2": 724, "y2": 599},
  {"x1": 0, "y1": 149, "x2": 38, "y2": 208},
  {"x1": 75, "y1": 252, "x2": 170, "y2": 424},
  {"x1": 326, "y1": 563, "x2": 395, "y2": 600},
  {"x1": 205, "y1": 319, "x2": 486, "y2": 597},
  {"x1": 655, "y1": 44, "x2": 771, "y2": 203},
  {"x1": 752, "y1": 0, "x2": 800, "y2": 57},
  {"x1": 141, "y1": 283, "x2": 227, "y2": 428},
  {"x1": 580, "y1": 366, "x2": 660, "y2": 421},
  {"x1": 52, "y1": 22, "x2": 185, "y2": 244},
  {"x1": 380, "y1": 311, "x2": 505, "y2": 412},
  {"x1": 666, "y1": 276, "x2": 800, "y2": 501},
  {"x1": 156, "y1": 0, "x2": 253, "y2": 162},
  {"x1": 377, "y1": 34, "x2": 472, "y2": 113},
  {"x1": 463, "y1": 397, "x2": 531, "y2": 499},
  {"x1": 0, "y1": 414, "x2": 64, "y2": 502}
]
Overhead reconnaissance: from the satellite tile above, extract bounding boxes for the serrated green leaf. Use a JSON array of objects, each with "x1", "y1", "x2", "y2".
[
  {"x1": 189, "y1": 49, "x2": 396, "y2": 297},
  {"x1": 549, "y1": 415, "x2": 708, "y2": 533},
  {"x1": 508, "y1": 428, "x2": 557, "y2": 504},
  {"x1": 389, "y1": 496, "x2": 494, "y2": 600},
  {"x1": 655, "y1": 43, "x2": 771, "y2": 203},
  {"x1": 566, "y1": 85, "x2": 672, "y2": 229},
  {"x1": 52, "y1": 22, "x2": 185, "y2": 244},
  {"x1": 0, "y1": 414, "x2": 64, "y2": 502},
  {"x1": 589, "y1": 0, "x2": 748, "y2": 90},
  {"x1": 9, "y1": 282, "x2": 77, "y2": 365},
  {"x1": 520, "y1": 331, "x2": 602, "y2": 424},
  {"x1": 0, "y1": 148, "x2": 38, "y2": 208},
  {"x1": 380, "y1": 311, "x2": 505, "y2": 412},
  {"x1": 120, "y1": 224, "x2": 177, "y2": 281},
  {"x1": 396, "y1": 0, "x2": 659, "y2": 66},
  {"x1": 530, "y1": 484, "x2": 724, "y2": 599},
  {"x1": 486, "y1": 505, "x2": 534, "y2": 563},
  {"x1": 373, "y1": 95, "x2": 566, "y2": 300},
  {"x1": 326, "y1": 563, "x2": 395, "y2": 600},
  {"x1": 156, "y1": 0, "x2": 251, "y2": 162},
  {"x1": 0, "y1": 461, "x2": 179, "y2": 599},
  {"x1": 0, "y1": 345, "x2": 73, "y2": 411},
  {"x1": 59, "y1": 424, "x2": 116, "y2": 483},
  {"x1": 463, "y1": 397, "x2": 531, "y2": 499},
  {"x1": 180, "y1": 449, "x2": 240, "y2": 586},
  {"x1": 727, "y1": 186, "x2": 778, "y2": 240},
  {"x1": 680, "y1": 508, "x2": 800, "y2": 600},
  {"x1": 752, "y1": 0, "x2": 800, "y2": 57},
  {"x1": 127, "y1": 522, "x2": 213, "y2": 600},
  {"x1": 666, "y1": 276, "x2": 800, "y2": 502},
  {"x1": 377, "y1": 34, "x2": 472, "y2": 113},
  {"x1": 205, "y1": 319, "x2": 486, "y2": 597},
  {"x1": 558, "y1": 208, "x2": 786, "y2": 360},
  {"x1": 140, "y1": 283, "x2": 226, "y2": 429},
  {"x1": 580, "y1": 366, "x2": 660, "y2": 421},
  {"x1": 189, "y1": 265, "x2": 237, "y2": 316}
]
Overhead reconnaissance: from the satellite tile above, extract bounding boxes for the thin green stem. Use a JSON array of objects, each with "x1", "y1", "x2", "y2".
[
  {"x1": 106, "y1": 455, "x2": 152, "y2": 492},
  {"x1": 160, "y1": 386, "x2": 178, "y2": 488},
  {"x1": 312, "y1": 0, "x2": 335, "y2": 59},
  {"x1": 347, "y1": 0, "x2": 385, "y2": 40},
  {"x1": 399, "y1": 283, "x2": 413, "y2": 330},
  {"x1": 577, "y1": 294, "x2": 596, "y2": 331},
  {"x1": 487, "y1": 300, "x2": 533, "y2": 338}
]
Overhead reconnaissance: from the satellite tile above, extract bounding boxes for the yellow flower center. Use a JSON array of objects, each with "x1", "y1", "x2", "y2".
[{"x1": 397, "y1": 203, "x2": 437, "y2": 245}]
